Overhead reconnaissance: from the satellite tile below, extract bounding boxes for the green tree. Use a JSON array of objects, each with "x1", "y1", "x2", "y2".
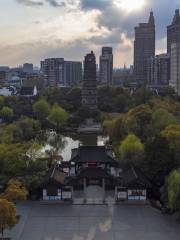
[
  {"x1": 48, "y1": 104, "x2": 69, "y2": 130},
  {"x1": 17, "y1": 117, "x2": 41, "y2": 140},
  {"x1": 0, "y1": 106, "x2": 14, "y2": 122},
  {"x1": 44, "y1": 134, "x2": 65, "y2": 168},
  {"x1": 33, "y1": 99, "x2": 50, "y2": 120},
  {"x1": 118, "y1": 134, "x2": 144, "y2": 167},
  {"x1": 0, "y1": 143, "x2": 46, "y2": 193},
  {"x1": 115, "y1": 94, "x2": 127, "y2": 112},
  {"x1": 0, "y1": 96, "x2": 4, "y2": 110},
  {"x1": 152, "y1": 108, "x2": 177, "y2": 133},
  {"x1": 161, "y1": 124, "x2": 180, "y2": 152},
  {"x1": 125, "y1": 105, "x2": 152, "y2": 140},
  {"x1": 167, "y1": 169, "x2": 180, "y2": 211},
  {"x1": 66, "y1": 87, "x2": 82, "y2": 111},
  {"x1": 0, "y1": 124, "x2": 21, "y2": 143},
  {"x1": 143, "y1": 137, "x2": 174, "y2": 185},
  {"x1": 103, "y1": 116, "x2": 127, "y2": 143},
  {"x1": 0, "y1": 198, "x2": 18, "y2": 237},
  {"x1": 0, "y1": 144, "x2": 29, "y2": 182}
]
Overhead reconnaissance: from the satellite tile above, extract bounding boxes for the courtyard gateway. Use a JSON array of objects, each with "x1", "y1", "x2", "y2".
[{"x1": 42, "y1": 146, "x2": 152, "y2": 204}]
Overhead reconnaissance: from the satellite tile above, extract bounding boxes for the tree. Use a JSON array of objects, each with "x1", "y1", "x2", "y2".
[
  {"x1": 118, "y1": 134, "x2": 144, "y2": 167},
  {"x1": 44, "y1": 134, "x2": 65, "y2": 168},
  {"x1": 152, "y1": 108, "x2": 177, "y2": 133},
  {"x1": 0, "y1": 144, "x2": 29, "y2": 182},
  {"x1": 0, "y1": 124, "x2": 21, "y2": 144},
  {"x1": 26, "y1": 142, "x2": 42, "y2": 163},
  {"x1": 0, "y1": 143, "x2": 47, "y2": 193},
  {"x1": 103, "y1": 116, "x2": 127, "y2": 143},
  {"x1": 66, "y1": 87, "x2": 82, "y2": 111},
  {"x1": 48, "y1": 104, "x2": 69, "y2": 130},
  {"x1": 125, "y1": 105, "x2": 152, "y2": 140},
  {"x1": 17, "y1": 117, "x2": 41, "y2": 141},
  {"x1": 0, "y1": 198, "x2": 18, "y2": 237},
  {"x1": 33, "y1": 99, "x2": 50, "y2": 120},
  {"x1": 3, "y1": 180, "x2": 28, "y2": 202},
  {"x1": 0, "y1": 106, "x2": 14, "y2": 122},
  {"x1": 0, "y1": 96, "x2": 4, "y2": 110},
  {"x1": 143, "y1": 136, "x2": 174, "y2": 185},
  {"x1": 115, "y1": 94, "x2": 127, "y2": 112},
  {"x1": 161, "y1": 124, "x2": 180, "y2": 152},
  {"x1": 167, "y1": 170, "x2": 180, "y2": 211}
]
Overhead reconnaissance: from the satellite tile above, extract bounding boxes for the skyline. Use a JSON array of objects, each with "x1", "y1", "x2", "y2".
[{"x1": 0, "y1": 0, "x2": 180, "y2": 67}]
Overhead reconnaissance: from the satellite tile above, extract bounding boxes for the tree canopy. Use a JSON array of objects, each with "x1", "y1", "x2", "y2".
[
  {"x1": 0, "y1": 198, "x2": 17, "y2": 236},
  {"x1": 48, "y1": 104, "x2": 69, "y2": 129},
  {"x1": 3, "y1": 180, "x2": 28, "y2": 203},
  {"x1": 118, "y1": 134, "x2": 144, "y2": 167},
  {"x1": 167, "y1": 170, "x2": 180, "y2": 211},
  {"x1": 152, "y1": 108, "x2": 177, "y2": 133},
  {"x1": 0, "y1": 106, "x2": 14, "y2": 122},
  {"x1": 33, "y1": 99, "x2": 50, "y2": 120}
]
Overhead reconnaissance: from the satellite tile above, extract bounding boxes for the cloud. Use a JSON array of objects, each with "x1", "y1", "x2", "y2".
[
  {"x1": 46, "y1": 0, "x2": 66, "y2": 7},
  {"x1": 81, "y1": 0, "x2": 111, "y2": 10},
  {"x1": 9, "y1": 0, "x2": 180, "y2": 67},
  {"x1": 16, "y1": 0, "x2": 44, "y2": 6},
  {"x1": 16, "y1": 0, "x2": 67, "y2": 7}
]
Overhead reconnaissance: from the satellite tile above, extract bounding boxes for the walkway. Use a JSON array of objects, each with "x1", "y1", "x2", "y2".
[
  {"x1": 6, "y1": 202, "x2": 180, "y2": 240},
  {"x1": 73, "y1": 186, "x2": 115, "y2": 205}
]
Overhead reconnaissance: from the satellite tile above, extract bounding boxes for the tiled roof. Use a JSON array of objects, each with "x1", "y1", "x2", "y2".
[
  {"x1": 44, "y1": 165, "x2": 67, "y2": 186},
  {"x1": 122, "y1": 167, "x2": 152, "y2": 188},
  {"x1": 20, "y1": 86, "x2": 34, "y2": 95},
  {"x1": 70, "y1": 146, "x2": 117, "y2": 164}
]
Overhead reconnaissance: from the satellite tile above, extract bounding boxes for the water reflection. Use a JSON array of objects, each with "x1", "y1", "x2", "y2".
[{"x1": 41, "y1": 132, "x2": 109, "y2": 162}]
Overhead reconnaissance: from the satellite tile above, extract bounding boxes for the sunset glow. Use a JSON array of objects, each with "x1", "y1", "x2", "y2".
[{"x1": 114, "y1": 0, "x2": 146, "y2": 12}]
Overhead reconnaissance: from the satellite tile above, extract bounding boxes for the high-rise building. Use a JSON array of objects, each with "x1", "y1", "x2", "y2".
[
  {"x1": 167, "y1": 9, "x2": 180, "y2": 53},
  {"x1": 64, "y1": 61, "x2": 82, "y2": 87},
  {"x1": 82, "y1": 51, "x2": 97, "y2": 109},
  {"x1": 147, "y1": 53, "x2": 170, "y2": 87},
  {"x1": 23, "y1": 63, "x2": 33, "y2": 74},
  {"x1": 41, "y1": 58, "x2": 82, "y2": 87},
  {"x1": 41, "y1": 58, "x2": 64, "y2": 87},
  {"x1": 170, "y1": 43, "x2": 180, "y2": 95},
  {"x1": 134, "y1": 11, "x2": 155, "y2": 83},
  {"x1": 99, "y1": 47, "x2": 113, "y2": 85}
]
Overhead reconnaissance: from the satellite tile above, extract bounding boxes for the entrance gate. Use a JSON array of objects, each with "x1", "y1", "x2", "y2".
[{"x1": 85, "y1": 185, "x2": 104, "y2": 204}]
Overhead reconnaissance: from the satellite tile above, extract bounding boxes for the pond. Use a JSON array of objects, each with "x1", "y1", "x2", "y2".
[{"x1": 41, "y1": 132, "x2": 109, "y2": 162}]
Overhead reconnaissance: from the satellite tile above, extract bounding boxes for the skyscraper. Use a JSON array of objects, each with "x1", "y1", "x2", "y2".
[
  {"x1": 41, "y1": 58, "x2": 64, "y2": 87},
  {"x1": 134, "y1": 11, "x2": 155, "y2": 83},
  {"x1": 82, "y1": 51, "x2": 97, "y2": 109},
  {"x1": 41, "y1": 58, "x2": 82, "y2": 87},
  {"x1": 99, "y1": 47, "x2": 113, "y2": 85},
  {"x1": 167, "y1": 9, "x2": 180, "y2": 53},
  {"x1": 23, "y1": 63, "x2": 33, "y2": 74},
  {"x1": 147, "y1": 54, "x2": 170, "y2": 87},
  {"x1": 64, "y1": 61, "x2": 82, "y2": 87},
  {"x1": 170, "y1": 43, "x2": 180, "y2": 96}
]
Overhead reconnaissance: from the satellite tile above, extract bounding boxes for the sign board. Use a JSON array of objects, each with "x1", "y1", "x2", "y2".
[
  {"x1": 62, "y1": 191, "x2": 72, "y2": 199},
  {"x1": 118, "y1": 191, "x2": 127, "y2": 200}
]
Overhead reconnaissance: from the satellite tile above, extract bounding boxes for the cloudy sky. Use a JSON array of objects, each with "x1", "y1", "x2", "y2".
[{"x1": 0, "y1": 0, "x2": 179, "y2": 67}]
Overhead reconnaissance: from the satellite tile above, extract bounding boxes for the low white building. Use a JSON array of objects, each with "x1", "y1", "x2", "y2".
[{"x1": 0, "y1": 86, "x2": 17, "y2": 96}]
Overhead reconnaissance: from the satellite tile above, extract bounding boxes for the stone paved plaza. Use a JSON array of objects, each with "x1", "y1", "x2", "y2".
[{"x1": 6, "y1": 202, "x2": 180, "y2": 240}]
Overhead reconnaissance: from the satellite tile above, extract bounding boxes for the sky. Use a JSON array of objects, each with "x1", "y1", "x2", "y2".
[{"x1": 0, "y1": 0, "x2": 180, "y2": 67}]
